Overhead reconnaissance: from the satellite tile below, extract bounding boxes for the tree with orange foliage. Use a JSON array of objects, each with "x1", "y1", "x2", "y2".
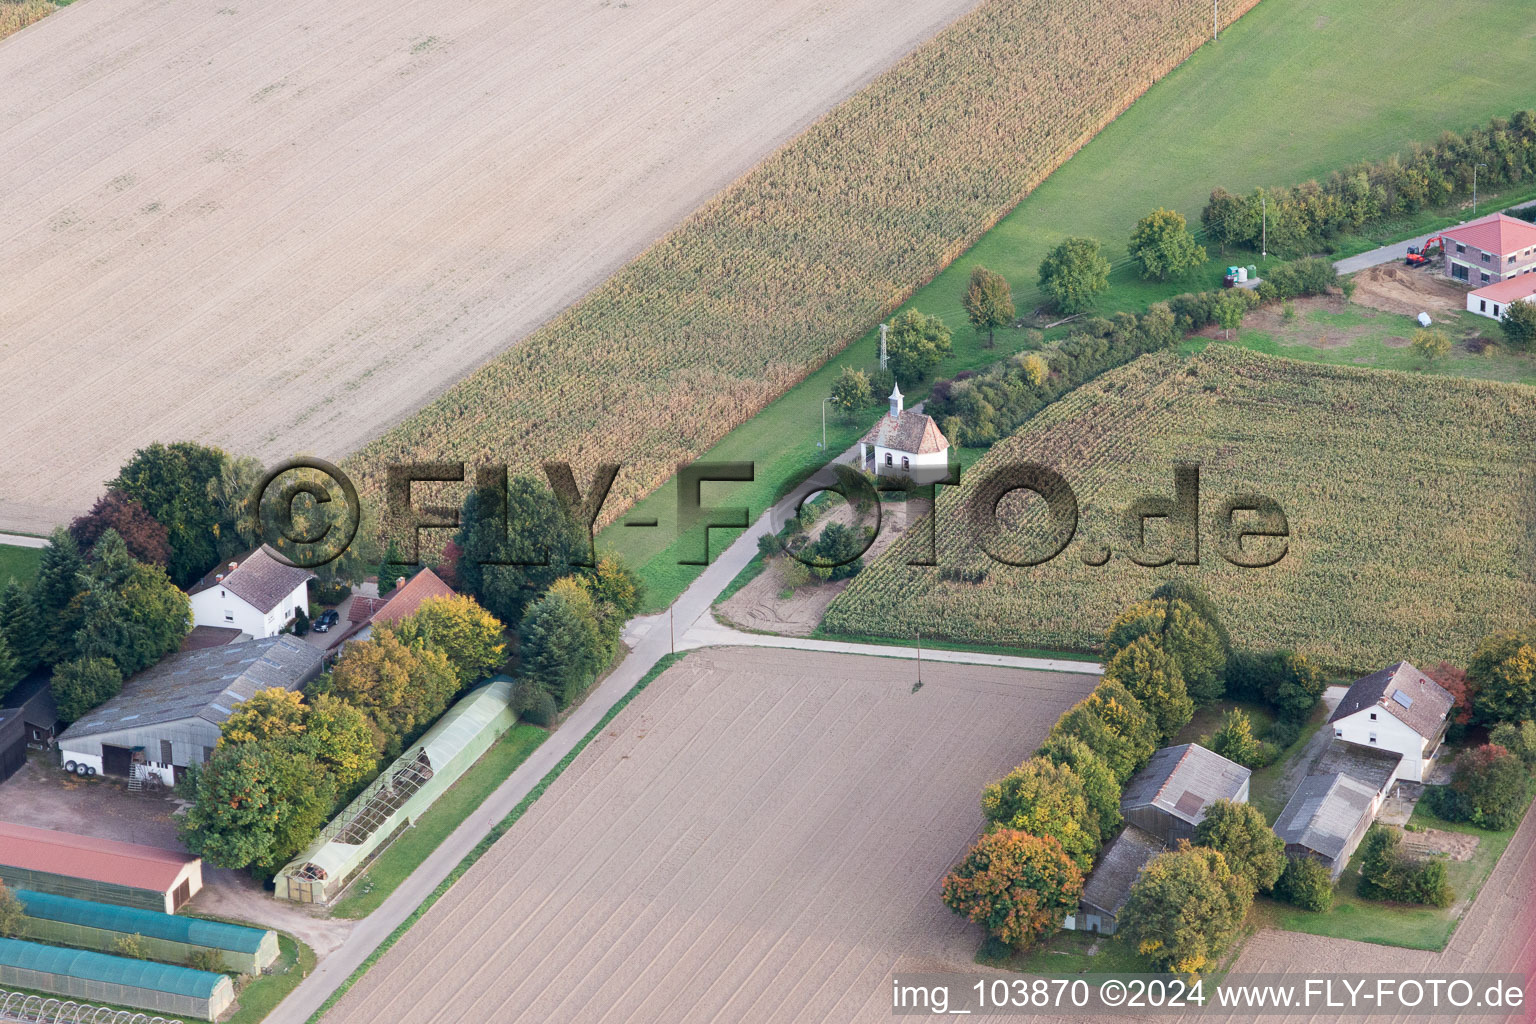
[{"x1": 941, "y1": 830, "x2": 1083, "y2": 950}]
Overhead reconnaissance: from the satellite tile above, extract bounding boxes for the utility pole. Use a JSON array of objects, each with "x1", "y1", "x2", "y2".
[
  {"x1": 1261, "y1": 192, "x2": 1267, "y2": 259},
  {"x1": 669, "y1": 606, "x2": 675, "y2": 653},
  {"x1": 1474, "y1": 163, "x2": 1488, "y2": 216},
  {"x1": 1213, "y1": 0, "x2": 1218, "y2": 40},
  {"x1": 818, "y1": 397, "x2": 832, "y2": 450},
  {"x1": 916, "y1": 631, "x2": 922, "y2": 687},
  {"x1": 879, "y1": 323, "x2": 889, "y2": 370}
]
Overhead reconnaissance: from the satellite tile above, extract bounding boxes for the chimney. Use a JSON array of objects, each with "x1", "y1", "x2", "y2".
[
  {"x1": 228, "y1": 561, "x2": 239, "y2": 572},
  {"x1": 396, "y1": 576, "x2": 406, "y2": 590},
  {"x1": 215, "y1": 574, "x2": 224, "y2": 583}
]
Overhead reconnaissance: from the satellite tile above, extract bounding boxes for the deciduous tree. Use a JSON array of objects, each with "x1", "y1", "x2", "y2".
[
  {"x1": 1120, "y1": 843, "x2": 1251, "y2": 974},
  {"x1": 520, "y1": 578, "x2": 605, "y2": 709},
  {"x1": 68, "y1": 492, "x2": 172, "y2": 568},
  {"x1": 981, "y1": 757, "x2": 1099, "y2": 870},
  {"x1": 1274, "y1": 855, "x2": 1334, "y2": 912},
  {"x1": 941, "y1": 830, "x2": 1083, "y2": 951},
  {"x1": 394, "y1": 594, "x2": 507, "y2": 689},
  {"x1": 1036, "y1": 733, "x2": 1122, "y2": 838},
  {"x1": 109, "y1": 441, "x2": 232, "y2": 586},
  {"x1": 1037, "y1": 237, "x2": 1110, "y2": 314},
  {"x1": 454, "y1": 476, "x2": 586, "y2": 627},
  {"x1": 962, "y1": 266, "x2": 1015, "y2": 347},
  {"x1": 1130, "y1": 208, "x2": 1207, "y2": 281},
  {"x1": 328, "y1": 630, "x2": 458, "y2": 757},
  {"x1": 178, "y1": 746, "x2": 281, "y2": 870},
  {"x1": 1104, "y1": 598, "x2": 1227, "y2": 705},
  {"x1": 884, "y1": 309, "x2": 953, "y2": 387},
  {"x1": 1209, "y1": 709, "x2": 1262, "y2": 768},
  {"x1": 1500, "y1": 299, "x2": 1536, "y2": 350},
  {"x1": 1192, "y1": 799, "x2": 1285, "y2": 892},
  {"x1": 1104, "y1": 636, "x2": 1194, "y2": 742},
  {"x1": 830, "y1": 367, "x2": 874, "y2": 419},
  {"x1": 1468, "y1": 625, "x2": 1536, "y2": 724}
]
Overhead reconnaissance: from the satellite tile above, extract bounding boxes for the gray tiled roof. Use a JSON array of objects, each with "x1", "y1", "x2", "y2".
[
  {"x1": 1328, "y1": 661, "x2": 1454, "y2": 740},
  {"x1": 57, "y1": 636, "x2": 323, "y2": 741},
  {"x1": 1273, "y1": 772, "x2": 1377, "y2": 861},
  {"x1": 1120, "y1": 743, "x2": 1251, "y2": 826},
  {"x1": 187, "y1": 545, "x2": 314, "y2": 614},
  {"x1": 1312, "y1": 739, "x2": 1402, "y2": 796},
  {"x1": 1080, "y1": 826, "x2": 1164, "y2": 917},
  {"x1": 1, "y1": 670, "x2": 58, "y2": 728}
]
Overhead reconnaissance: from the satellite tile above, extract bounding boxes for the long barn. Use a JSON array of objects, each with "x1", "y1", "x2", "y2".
[{"x1": 0, "y1": 822, "x2": 202, "y2": 914}]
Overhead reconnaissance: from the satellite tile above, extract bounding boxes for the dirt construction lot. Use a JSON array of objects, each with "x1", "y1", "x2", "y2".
[
  {"x1": 0, "y1": 0, "x2": 980, "y2": 533},
  {"x1": 324, "y1": 646, "x2": 1099, "y2": 1024}
]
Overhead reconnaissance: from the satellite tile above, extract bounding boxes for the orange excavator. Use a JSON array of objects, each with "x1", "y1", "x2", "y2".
[{"x1": 1405, "y1": 236, "x2": 1444, "y2": 268}]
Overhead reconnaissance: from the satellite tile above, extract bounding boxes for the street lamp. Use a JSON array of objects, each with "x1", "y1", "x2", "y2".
[
  {"x1": 817, "y1": 397, "x2": 833, "y2": 450},
  {"x1": 1474, "y1": 163, "x2": 1488, "y2": 217}
]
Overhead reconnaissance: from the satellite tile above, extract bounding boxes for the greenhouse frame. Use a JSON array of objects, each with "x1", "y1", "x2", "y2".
[
  {"x1": 0, "y1": 939, "x2": 232, "y2": 1021},
  {"x1": 0, "y1": 988, "x2": 184, "y2": 1024},
  {"x1": 274, "y1": 677, "x2": 518, "y2": 904},
  {"x1": 13, "y1": 891, "x2": 278, "y2": 975}
]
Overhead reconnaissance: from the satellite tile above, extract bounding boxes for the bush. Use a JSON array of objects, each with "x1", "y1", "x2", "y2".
[
  {"x1": 1439, "y1": 743, "x2": 1530, "y2": 830},
  {"x1": 1263, "y1": 717, "x2": 1302, "y2": 751},
  {"x1": 1489, "y1": 720, "x2": 1536, "y2": 768},
  {"x1": 515, "y1": 681, "x2": 558, "y2": 727},
  {"x1": 0, "y1": 884, "x2": 21, "y2": 939},
  {"x1": 292, "y1": 606, "x2": 310, "y2": 637},
  {"x1": 1499, "y1": 299, "x2": 1536, "y2": 351},
  {"x1": 1273, "y1": 855, "x2": 1334, "y2": 912},
  {"x1": 186, "y1": 949, "x2": 227, "y2": 973},
  {"x1": 1224, "y1": 650, "x2": 1324, "y2": 722},
  {"x1": 1358, "y1": 825, "x2": 1454, "y2": 906},
  {"x1": 112, "y1": 934, "x2": 149, "y2": 960}
]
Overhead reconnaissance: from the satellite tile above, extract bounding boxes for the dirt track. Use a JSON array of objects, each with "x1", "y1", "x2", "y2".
[
  {"x1": 323, "y1": 646, "x2": 1099, "y2": 1024},
  {"x1": 0, "y1": 0, "x2": 979, "y2": 533}
]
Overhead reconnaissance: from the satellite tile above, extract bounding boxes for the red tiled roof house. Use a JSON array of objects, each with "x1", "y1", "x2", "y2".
[
  {"x1": 859, "y1": 384, "x2": 950, "y2": 483},
  {"x1": 1442, "y1": 212, "x2": 1536, "y2": 288}
]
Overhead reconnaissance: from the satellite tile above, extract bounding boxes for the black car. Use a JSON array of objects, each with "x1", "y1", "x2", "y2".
[{"x1": 313, "y1": 608, "x2": 341, "y2": 633}]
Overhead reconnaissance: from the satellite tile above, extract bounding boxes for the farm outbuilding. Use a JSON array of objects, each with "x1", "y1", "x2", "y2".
[
  {"x1": 1063, "y1": 825, "x2": 1164, "y2": 936},
  {"x1": 275, "y1": 676, "x2": 519, "y2": 904},
  {"x1": 56, "y1": 635, "x2": 323, "y2": 787},
  {"x1": 1, "y1": 672, "x2": 62, "y2": 750},
  {"x1": 0, "y1": 937, "x2": 233, "y2": 1020},
  {"x1": 13, "y1": 890, "x2": 278, "y2": 974},
  {"x1": 1274, "y1": 772, "x2": 1379, "y2": 879},
  {"x1": 0, "y1": 709, "x2": 24, "y2": 785},
  {"x1": 1119, "y1": 743, "x2": 1251, "y2": 845},
  {"x1": 0, "y1": 822, "x2": 202, "y2": 913}
]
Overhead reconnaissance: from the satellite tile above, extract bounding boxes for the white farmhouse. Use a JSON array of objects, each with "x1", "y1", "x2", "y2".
[
  {"x1": 859, "y1": 384, "x2": 951, "y2": 483},
  {"x1": 187, "y1": 545, "x2": 314, "y2": 639},
  {"x1": 1327, "y1": 661, "x2": 1454, "y2": 784}
]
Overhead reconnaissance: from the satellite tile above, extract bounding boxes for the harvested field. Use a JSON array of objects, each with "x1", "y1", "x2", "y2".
[
  {"x1": 3, "y1": 0, "x2": 1261, "y2": 533},
  {"x1": 825, "y1": 345, "x2": 1536, "y2": 673},
  {"x1": 0, "y1": 0, "x2": 987, "y2": 532},
  {"x1": 323, "y1": 646, "x2": 1099, "y2": 1024}
]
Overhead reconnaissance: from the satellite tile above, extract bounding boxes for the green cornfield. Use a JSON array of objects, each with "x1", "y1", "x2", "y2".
[
  {"x1": 349, "y1": 0, "x2": 1264, "y2": 525},
  {"x1": 824, "y1": 346, "x2": 1536, "y2": 673}
]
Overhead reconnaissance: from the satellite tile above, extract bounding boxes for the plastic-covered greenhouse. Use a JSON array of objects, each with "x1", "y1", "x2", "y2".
[
  {"x1": 0, "y1": 938, "x2": 232, "y2": 1020},
  {"x1": 13, "y1": 890, "x2": 278, "y2": 974},
  {"x1": 275, "y1": 677, "x2": 518, "y2": 904}
]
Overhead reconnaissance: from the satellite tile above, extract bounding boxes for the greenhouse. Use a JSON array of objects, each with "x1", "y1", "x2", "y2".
[
  {"x1": 13, "y1": 891, "x2": 278, "y2": 974},
  {"x1": 0, "y1": 988, "x2": 184, "y2": 1024},
  {"x1": 0, "y1": 938, "x2": 232, "y2": 1021},
  {"x1": 275, "y1": 676, "x2": 519, "y2": 904}
]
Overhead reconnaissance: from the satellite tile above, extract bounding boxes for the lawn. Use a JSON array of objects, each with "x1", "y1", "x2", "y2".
[
  {"x1": 1188, "y1": 302, "x2": 1536, "y2": 385},
  {"x1": 826, "y1": 346, "x2": 1536, "y2": 673},
  {"x1": 979, "y1": 929, "x2": 1144, "y2": 978},
  {"x1": 1264, "y1": 797, "x2": 1526, "y2": 951},
  {"x1": 328, "y1": 724, "x2": 548, "y2": 919},
  {"x1": 0, "y1": 543, "x2": 43, "y2": 584},
  {"x1": 1247, "y1": 709, "x2": 1332, "y2": 826},
  {"x1": 1173, "y1": 700, "x2": 1277, "y2": 750},
  {"x1": 599, "y1": 0, "x2": 1536, "y2": 613}
]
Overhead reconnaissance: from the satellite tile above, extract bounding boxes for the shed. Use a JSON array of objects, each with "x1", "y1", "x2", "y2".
[
  {"x1": 1066, "y1": 825, "x2": 1164, "y2": 936},
  {"x1": 0, "y1": 710, "x2": 24, "y2": 785},
  {"x1": 1273, "y1": 772, "x2": 1378, "y2": 879},
  {"x1": 275, "y1": 676, "x2": 518, "y2": 903},
  {"x1": 0, "y1": 937, "x2": 232, "y2": 1021},
  {"x1": 13, "y1": 890, "x2": 278, "y2": 974},
  {"x1": 1120, "y1": 743, "x2": 1251, "y2": 845},
  {"x1": 0, "y1": 671, "x2": 62, "y2": 748},
  {"x1": 0, "y1": 822, "x2": 202, "y2": 913},
  {"x1": 56, "y1": 635, "x2": 323, "y2": 786}
]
